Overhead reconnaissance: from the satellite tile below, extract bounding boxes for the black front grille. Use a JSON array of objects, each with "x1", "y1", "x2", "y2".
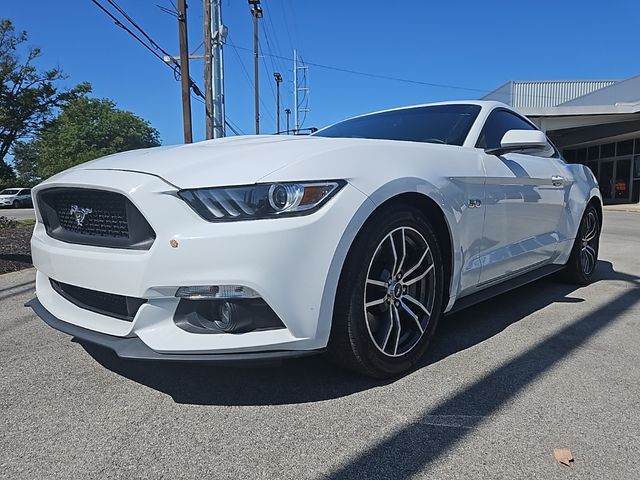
[
  {"x1": 38, "y1": 188, "x2": 155, "y2": 250},
  {"x1": 50, "y1": 279, "x2": 146, "y2": 322},
  {"x1": 54, "y1": 190, "x2": 129, "y2": 238}
]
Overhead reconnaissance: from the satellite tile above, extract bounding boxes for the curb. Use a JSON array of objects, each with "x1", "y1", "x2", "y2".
[{"x1": 603, "y1": 206, "x2": 640, "y2": 213}]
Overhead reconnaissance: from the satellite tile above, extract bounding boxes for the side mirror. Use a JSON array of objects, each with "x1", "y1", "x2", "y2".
[{"x1": 485, "y1": 129, "x2": 549, "y2": 156}]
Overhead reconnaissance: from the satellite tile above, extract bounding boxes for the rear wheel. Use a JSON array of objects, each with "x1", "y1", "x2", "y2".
[
  {"x1": 327, "y1": 206, "x2": 445, "y2": 378},
  {"x1": 563, "y1": 204, "x2": 600, "y2": 285}
]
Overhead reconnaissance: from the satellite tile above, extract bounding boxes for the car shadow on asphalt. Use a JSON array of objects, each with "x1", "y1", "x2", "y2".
[
  {"x1": 322, "y1": 261, "x2": 640, "y2": 479},
  {"x1": 0, "y1": 254, "x2": 32, "y2": 263},
  {"x1": 80, "y1": 260, "x2": 632, "y2": 407},
  {"x1": 0, "y1": 279, "x2": 35, "y2": 294}
]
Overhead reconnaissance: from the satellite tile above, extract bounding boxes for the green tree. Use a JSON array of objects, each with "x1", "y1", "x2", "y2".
[
  {"x1": 11, "y1": 139, "x2": 38, "y2": 184},
  {"x1": 15, "y1": 96, "x2": 161, "y2": 180},
  {"x1": 0, "y1": 153, "x2": 14, "y2": 185},
  {"x1": 0, "y1": 18, "x2": 90, "y2": 180}
]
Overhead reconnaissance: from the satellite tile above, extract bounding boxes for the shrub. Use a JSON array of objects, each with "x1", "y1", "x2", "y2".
[{"x1": 0, "y1": 215, "x2": 17, "y2": 229}]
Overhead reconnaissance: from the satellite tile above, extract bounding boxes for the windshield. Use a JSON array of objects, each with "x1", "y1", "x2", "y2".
[
  {"x1": 313, "y1": 104, "x2": 481, "y2": 146},
  {"x1": 0, "y1": 189, "x2": 20, "y2": 195}
]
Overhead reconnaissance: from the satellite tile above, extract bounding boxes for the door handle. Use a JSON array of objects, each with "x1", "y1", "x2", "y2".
[{"x1": 551, "y1": 175, "x2": 564, "y2": 187}]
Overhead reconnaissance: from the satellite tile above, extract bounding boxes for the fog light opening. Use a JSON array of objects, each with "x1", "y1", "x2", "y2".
[
  {"x1": 213, "y1": 301, "x2": 255, "y2": 333},
  {"x1": 173, "y1": 298, "x2": 285, "y2": 335}
]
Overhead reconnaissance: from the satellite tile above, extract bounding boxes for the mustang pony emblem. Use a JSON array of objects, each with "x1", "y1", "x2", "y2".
[{"x1": 70, "y1": 205, "x2": 92, "y2": 227}]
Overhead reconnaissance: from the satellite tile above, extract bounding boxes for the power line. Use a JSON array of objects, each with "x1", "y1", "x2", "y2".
[
  {"x1": 226, "y1": 118, "x2": 244, "y2": 135},
  {"x1": 227, "y1": 45, "x2": 582, "y2": 102},
  {"x1": 105, "y1": 0, "x2": 174, "y2": 59},
  {"x1": 261, "y1": 23, "x2": 279, "y2": 78},
  {"x1": 92, "y1": 0, "x2": 206, "y2": 101},
  {"x1": 257, "y1": 3, "x2": 278, "y2": 72},
  {"x1": 285, "y1": 0, "x2": 303, "y2": 53},
  {"x1": 227, "y1": 34, "x2": 276, "y2": 125},
  {"x1": 192, "y1": 91, "x2": 242, "y2": 135},
  {"x1": 229, "y1": 44, "x2": 491, "y2": 93},
  {"x1": 95, "y1": 0, "x2": 236, "y2": 138},
  {"x1": 193, "y1": 89, "x2": 243, "y2": 135},
  {"x1": 277, "y1": 0, "x2": 295, "y2": 55},
  {"x1": 305, "y1": 62, "x2": 489, "y2": 94},
  {"x1": 157, "y1": 4, "x2": 178, "y2": 18},
  {"x1": 91, "y1": 0, "x2": 177, "y2": 73},
  {"x1": 261, "y1": 1, "x2": 288, "y2": 78},
  {"x1": 227, "y1": 35, "x2": 255, "y2": 89},
  {"x1": 262, "y1": 3, "x2": 284, "y2": 62},
  {"x1": 190, "y1": 40, "x2": 204, "y2": 55},
  {"x1": 261, "y1": 48, "x2": 277, "y2": 103}
]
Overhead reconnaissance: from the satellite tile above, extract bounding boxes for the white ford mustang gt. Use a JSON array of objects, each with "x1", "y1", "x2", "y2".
[{"x1": 28, "y1": 101, "x2": 602, "y2": 377}]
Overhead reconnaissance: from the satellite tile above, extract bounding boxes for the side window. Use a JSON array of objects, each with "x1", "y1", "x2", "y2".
[
  {"x1": 477, "y1": 109, "x2": 558, "y2": 158},
  {"x1": 476, "y1": 109, "x2": 535, "y2": 150}
]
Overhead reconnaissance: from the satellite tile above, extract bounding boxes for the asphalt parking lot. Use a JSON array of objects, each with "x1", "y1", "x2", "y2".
[{"x1": 1, "y1": 211, "x2": 638, "y2": 479}]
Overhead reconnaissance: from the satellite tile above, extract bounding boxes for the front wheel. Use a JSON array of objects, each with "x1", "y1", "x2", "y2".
[
  {"x1": 563, "y1": 204, "x2": 600, "y2": 285},
  {"x1": 327, "y1": 206, "x2": 445, "y2": 378}
]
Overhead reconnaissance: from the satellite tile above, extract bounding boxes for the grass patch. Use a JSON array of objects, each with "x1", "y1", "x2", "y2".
[{"x1": 16, "y1": 219, "x2": 36, "y2": 227}]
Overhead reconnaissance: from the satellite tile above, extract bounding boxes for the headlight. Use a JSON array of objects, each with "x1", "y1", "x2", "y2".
[{"x1": 178, "y1": 180, "x2": 346, "y2": 221}]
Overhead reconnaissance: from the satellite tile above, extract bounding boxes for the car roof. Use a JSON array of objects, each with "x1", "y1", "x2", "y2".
[
  {"x1": 327, "y1": 100, "x2": 511, "y2": 125},
  {"x1": 374, "y1": 100, "x2": 507, "y2": 113}
]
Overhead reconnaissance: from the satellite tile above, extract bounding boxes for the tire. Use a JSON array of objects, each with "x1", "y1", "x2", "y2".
[
  {"x1": 563, "y1": 203, "x2": 600, "y2": 285},
  {"x1": 327, "y1": 205, "x2": 445, "y2": 378},
  {"x1": 12, "y1": 200, "x2": 18, "y2": 209}
]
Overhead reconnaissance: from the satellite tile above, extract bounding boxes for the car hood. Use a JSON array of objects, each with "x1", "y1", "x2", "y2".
[
  {"x1": 0, "y1": 195, "x2": 16, "y2": 199},
  {"x1": 75, "y1": 135, "x2": 360, "y2": 189}
]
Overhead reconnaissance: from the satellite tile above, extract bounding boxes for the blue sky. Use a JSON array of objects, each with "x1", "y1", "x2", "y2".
[{"x1": 5, "y1": 0, "x2": 639, "y2": 145}]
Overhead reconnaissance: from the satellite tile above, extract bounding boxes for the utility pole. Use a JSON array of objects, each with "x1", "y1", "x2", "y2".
[
  {"x1": 178, "y1": 0, "x2": 193, "y2": 143},
  {"x1": 273, "y1": 72, "x2": 282, "y2": 134},
  {"x1": 249, "y1": 1, "x2": 263, "y2": 134},
  {"x1": 285, "y1": 108, "x2": 291, "y2": 134},
  {"x1": 211, "y1": 0, "x2": 226, "y2": 138},
  {"x1": 203, "y1": 0, "x2": 213, "y2": 139}
]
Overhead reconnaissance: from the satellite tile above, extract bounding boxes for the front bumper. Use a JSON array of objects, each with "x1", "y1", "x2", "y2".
[
  {"x1": 30, "y1": 168, "x2": 370, "y2": 357},
  {"x1": 26, "y1": 298, "x2": 322, "y2": 363}
]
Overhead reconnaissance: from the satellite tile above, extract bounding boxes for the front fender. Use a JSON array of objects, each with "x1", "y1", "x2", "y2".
[
  {"x1": 363, "y1": 178, "x2": 468, "y2": 312},
  {"x1": 317, "y1": 177, "x2": 466, "y2": 329}
]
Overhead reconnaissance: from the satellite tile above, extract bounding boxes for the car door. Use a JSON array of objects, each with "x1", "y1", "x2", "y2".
[
  {"x1": 15, "y1": 189, "x2": 27, "y2": 206},
  {"x1": 477, "y1": 108, "x2": 566, "y2": 285},
  {"x1": 21, "y1": 188, "x2": 32, "y2": 206}
]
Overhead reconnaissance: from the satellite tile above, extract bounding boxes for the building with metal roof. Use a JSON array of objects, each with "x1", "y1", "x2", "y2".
[
  {"x1": 483, "y1": 75, "x2": 640, "y2": 204},
  {"x1": 483, "y1": 80, "x2": 618, "y2": 108}
]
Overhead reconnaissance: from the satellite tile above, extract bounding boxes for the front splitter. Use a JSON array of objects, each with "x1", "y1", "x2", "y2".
[{"x1": 26, "y1": 298, "x2": 323, "y2": 364}]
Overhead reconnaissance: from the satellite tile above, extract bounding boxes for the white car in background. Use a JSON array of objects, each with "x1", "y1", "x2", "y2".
[
  {"x1": 28, "y1": 101, "x2": 602, "y2": 378},
  {"x1": 0, "y1": 188, "x2": 32, "y2": 208}
]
